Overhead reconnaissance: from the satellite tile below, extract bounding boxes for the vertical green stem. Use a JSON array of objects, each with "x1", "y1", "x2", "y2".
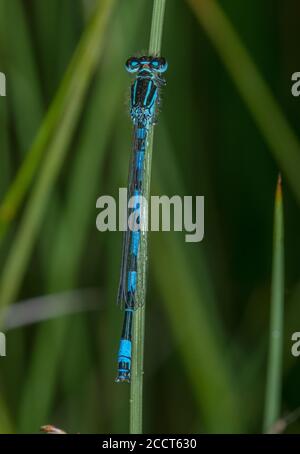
[
  {"x1": 263, "y1": 175, "x2": 285, "y2": 433},
  {"x1": 129, "y1": 0, "x2": 167, "y2": 435}
]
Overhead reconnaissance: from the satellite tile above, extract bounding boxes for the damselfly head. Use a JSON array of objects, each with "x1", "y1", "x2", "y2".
[{"x1": 125, "y1": 56, "x2": 168, "y2": 74}]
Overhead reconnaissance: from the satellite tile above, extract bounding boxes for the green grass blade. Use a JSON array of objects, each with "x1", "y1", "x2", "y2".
[
  {"x1": 32, "y1": 0, "x2": 83, "y2": 100},
  {"x1": 0, "y1": 0, "x2": 44, "y2": 154},
  {"x1": 0, "y1": 0, "x2": 116, "y2": 314},
  {"x1": 0, "y1": 0, "x2": 115, "y2": 241},
  {"x1": 129, "y1": 0, "x2": 167, "y2": 435},
  {"x1": 263, "y1": 175, "x2": 285, "y2": 433},
  {"x1": 187, "y1": 0, "x2": 300, "y2": 206}
]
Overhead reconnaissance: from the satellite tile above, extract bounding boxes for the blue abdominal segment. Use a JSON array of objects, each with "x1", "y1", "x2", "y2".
[{"x1": 116, "y1": 338, "x2": 132, "y2": 383}]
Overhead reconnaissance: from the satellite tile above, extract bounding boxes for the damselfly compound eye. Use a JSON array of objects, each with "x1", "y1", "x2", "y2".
[
  {"x1": 125, "y1": 57, "x2": 140, "y2": 73},
  {"x1": 150, "y1": 57, "x2": 168, "y2": 73}
]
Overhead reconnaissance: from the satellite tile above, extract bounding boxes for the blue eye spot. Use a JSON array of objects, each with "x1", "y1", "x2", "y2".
[
  {"x1": 150, "y1": 57, "x2": 168, "y2": 73},
  {"x1": 125, "y1": 57, "x2": 140, "y2": 73}
]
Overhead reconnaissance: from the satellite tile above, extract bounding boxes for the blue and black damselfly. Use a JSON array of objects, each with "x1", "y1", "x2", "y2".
[{"x1": 116, "y1": 56, "x2": 168, "y2": 383}]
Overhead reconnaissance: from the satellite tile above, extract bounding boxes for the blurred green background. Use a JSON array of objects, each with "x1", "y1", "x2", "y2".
[{"x1": 0, "y1": 0, "x2": 300, "y2": 434}]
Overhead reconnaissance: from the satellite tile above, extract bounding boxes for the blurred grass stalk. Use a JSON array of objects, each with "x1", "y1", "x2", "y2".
[
  {"x1": 187, "y1": 0, "x2": 300, "y2": 206},
  {"x1": 130, "y1": 0, "x2": 167, "y2": 435},
  {"x1": 263, "y1": 175, "x2": 285, "y2": 433},
  {"x1": 0, "y1": 0, "x2": 114, "y2": 241},
  {"x1": 0, "y1": 0, "x2": 115, "y2": 314}
]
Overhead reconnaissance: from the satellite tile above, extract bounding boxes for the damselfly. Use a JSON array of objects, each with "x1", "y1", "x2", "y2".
[{"x1": 116, "y1": 55, "x2": 168, "y2": 383}]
